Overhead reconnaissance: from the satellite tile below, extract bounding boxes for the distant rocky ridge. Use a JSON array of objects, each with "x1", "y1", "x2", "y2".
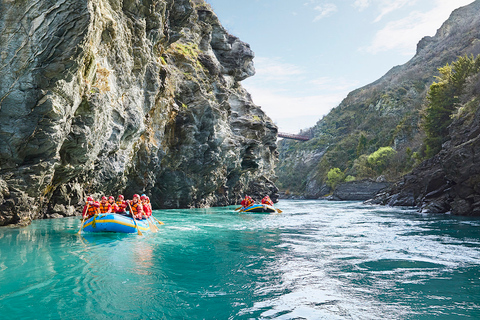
[
  {"x1": 277, "y1": 0, "x2": 480, "y2": 215},
  {"x1": 0, "y1": 0, "x2": 278, "y2": 226}
]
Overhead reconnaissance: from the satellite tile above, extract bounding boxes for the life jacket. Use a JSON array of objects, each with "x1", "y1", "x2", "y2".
[
  {"x1": 142, "y1": 202, "x2": 148, "y2": 216},
  {"x1": 242, "y1": 198, "x2": 253, "y2": 208},
  {"x1": 86, "y1": 204, "x2": 99, "y2": 217},
  {"x1": 130, "y1": 202, "x2": 143, "y2": 218},
  {"x1": 142, "y1": 200, "x2": 152, "y2": 216},
  {"x1": 99, "y1": 202, "x2": 110, "y2": 214},
  {"x1": 116, "y1": 200, "x2": 127, "y2": 212},
  {"x1": 108, "y1": 201, "x2": 118, "y2": 212},
  {"x1": 261, "y1": 197, "x2": 273, "y2": 206}
]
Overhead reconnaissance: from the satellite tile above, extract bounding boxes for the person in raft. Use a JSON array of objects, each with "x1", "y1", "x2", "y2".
[
  {"x1": 98, "y1": 196, "x2": 113, "y2": 214},
  {"x1": 115, "y1": 195, "x2": 128, "y2": 214},
  {"x1": 82, "y1": 197, "x2": 100, "y2": 218},
  {"x1": 241, "y1": 195, "x2": 254, "y2": 209},
  {"x1": 145, "y1": 196, "x2": 153, "y2": 216},
  {"x1": 127, "y1": 194, "x2": 144, "y2": 220},
  {"x1": 107, "y1": 196, "x2": 118, "y2": 213},
  {"x1": 140, "y1": 194, "x2": 152, "y2": 217},
  {"x1": 261, "y1": 195, "x2": 274, "y2": 206}
]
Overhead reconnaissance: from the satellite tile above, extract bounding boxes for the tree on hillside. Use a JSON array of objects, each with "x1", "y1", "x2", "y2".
[
  {"x1": 367, "y1": 146, "x2": 396, "y2": 174},
  {"x1": 423, "y1": 55, "x2": 480, "y2": 158},
  {"x1": 326, "y1": 168, "x2": 345, "y2": 190}
]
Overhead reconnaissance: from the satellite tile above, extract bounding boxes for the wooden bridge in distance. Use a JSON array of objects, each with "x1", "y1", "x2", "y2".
[{"x1": 278, "y1": 132, "x2": 310, "y2": 141}]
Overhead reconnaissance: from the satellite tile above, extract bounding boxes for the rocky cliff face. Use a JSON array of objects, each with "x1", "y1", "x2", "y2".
[
  {"x1": 277, "y1": 0, "x2": 480, "y2": 201},
  {"x1": 369, "y1": 70, "x2": 480, "y2": 215},
  {"x1": 0, "y1": 0, "x2": 278, "y2": 226}
]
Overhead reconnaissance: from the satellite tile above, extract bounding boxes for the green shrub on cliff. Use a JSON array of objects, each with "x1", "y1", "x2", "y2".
[
  {"x1": 327, "y1": 168, "x2": 345, "y2": 190},
  {"x1": 345, "y1": 175, "x2": 356, "y2": 182},
  {"x1": 423, "y1": 54, "x2": 480, "y2": 157},
  {"x1": 367, "y1": 146, "x2": 396, "y2": 173}
]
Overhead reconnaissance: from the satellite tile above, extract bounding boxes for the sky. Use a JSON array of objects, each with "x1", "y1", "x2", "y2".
[{"x1": 206, "y1": 0, "x2": 476, "y2": 134}]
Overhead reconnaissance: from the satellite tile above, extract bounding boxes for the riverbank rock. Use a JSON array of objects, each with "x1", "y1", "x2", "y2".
[
  {"x1": 0, "y1": 0, "x2": 278, "y2": 226},
  {"x1": 331, "y1": 180, "x2": 391, "y2": 201}
]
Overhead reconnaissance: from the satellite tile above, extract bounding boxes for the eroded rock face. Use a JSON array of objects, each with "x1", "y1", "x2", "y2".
[{"x1": 0, "y1": 0, "x2": 278, "y2": 226}]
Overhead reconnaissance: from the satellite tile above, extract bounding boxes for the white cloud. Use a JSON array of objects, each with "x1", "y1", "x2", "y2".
[
  {"x1": 353, "y1": 0, "x2": 371, "y2": 11},
  {"x1": 362, "y1": 0, "x2": 476, "y2": 55},
  {"x1": 313, "y1": 3, "x2": 337, "y2": 21},
  {"x1": 253, "y1": 57, "x2": 304, "y2": 83},
  {"x1": 373, "y1": 0, "x2": 416, "y2": 22},
  {"x1": 353, "y1": 0, "x2": 415, "y2": 17}
]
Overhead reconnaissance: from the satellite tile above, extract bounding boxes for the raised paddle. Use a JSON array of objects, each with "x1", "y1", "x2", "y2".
[
  {"x1": 151, "y1": 216, "x2": 164, "y2": 225},
  {"x1": 77, "y1": 204, "x2": 89, "y2": 234},
  {"x1": 127, "y1": 202, "x2": 143, "y2": 236}
]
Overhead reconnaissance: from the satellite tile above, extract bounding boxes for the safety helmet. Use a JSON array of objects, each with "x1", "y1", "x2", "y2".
[
  {"x1": 87, "y1": 196, "x2": 93, "y2": 201},
  {"x1": 108, "y1": 196, "x2": 114, "y2": 200},
  {"x1": 101, "y1": 196, "x2": 107, "y2": 201},
  {"x1": 133, "y1": 194, "x2": 140, "y2": 198},
  {"x1": 118, "y1": 195, "x2": 124, "y2": 199},
  {"x1": 140, "y1": 195, "x2": 146, "y2": 200}
]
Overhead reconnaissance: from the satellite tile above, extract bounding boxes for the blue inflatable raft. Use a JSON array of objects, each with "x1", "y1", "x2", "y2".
[
  {"x1": 239, "y1": 204, "x2": 277, "y2": 213},
  {"x1": 81, "y1": 213, "x2": 150, "y2": 233}
]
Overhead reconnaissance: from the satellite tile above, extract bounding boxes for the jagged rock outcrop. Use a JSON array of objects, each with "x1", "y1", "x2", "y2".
[
  {"x1": 0, "y1": 0, "x2": 278, "y2": 226},
  {"x1": 277, "y1": 0, "x2": 480, "y2": 203}
]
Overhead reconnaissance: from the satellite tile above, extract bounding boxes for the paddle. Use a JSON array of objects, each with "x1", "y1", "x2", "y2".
[
  {"x1": 276, "y1": 208, "x2": 283, "y2": 213},
  {"x1": 77, "y1": 204, "x2": 89, "y2": 235},
  {"x1": 144, "y1": 202, "x2": 159, "y2": 232},
  {"x1": 234, "y1": 206, "x2": 242, "y2": 211},
  {"x1": 144, "y1": 212, "x2": 158, "y2": 232},
  {"x1": 127, "y1": 202, "x2": 143, "y2": 236},
  {"x1": 151, "y1": 216, "x2": 164, "y2": 225}
]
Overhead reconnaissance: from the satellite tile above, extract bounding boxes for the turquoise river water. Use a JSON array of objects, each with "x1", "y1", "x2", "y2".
[{"x1": 0, "y1": 200, "x2": 479, "y2": 319}]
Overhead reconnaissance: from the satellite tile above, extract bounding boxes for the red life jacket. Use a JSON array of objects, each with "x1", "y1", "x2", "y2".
[
  {"x1": 99, "y1": 202, "x2": 110, "y2": 214},
  {"x1": 242, "y1": 197, "x2": 253, "y2": 207},
  {"x1": 116, "y1": 200, "x2": 127, "y2": 212},
  {"x1": 85, "y1": 203, "x2": 99, "y2": 217},
  {"x1": 130, "y1": 202, "x2": 143, "y2": 214},
  {"x1": 108, "y1": 201, "x2": 118, "y2": 212},
  {"x1": 261, "y1": 197, "x2": 273, "y2": 206}
]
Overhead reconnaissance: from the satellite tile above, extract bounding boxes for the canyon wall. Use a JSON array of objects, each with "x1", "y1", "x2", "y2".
[{"x1": 0, "y1": 0, "x2": 278, "y2": 226}]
